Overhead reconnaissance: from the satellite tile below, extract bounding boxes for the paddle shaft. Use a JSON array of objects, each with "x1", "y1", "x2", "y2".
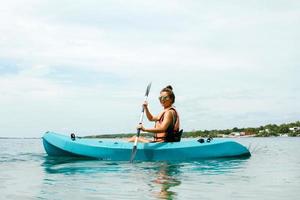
[
  {"x1": 133, "y1": 95, "x2": 148, "y2": 144},
  {"x1": 130, "y1": 83, "x2": 151, "y2": 162}
]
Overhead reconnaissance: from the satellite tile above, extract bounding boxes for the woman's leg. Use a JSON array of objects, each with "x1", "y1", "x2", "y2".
[
  {"x1": 137, "y1": 137, "x2": 151, "y2": 143},
  {"x1": 127, "y1": 136, "x2": 135, "y2": 142},
  {"x1": 127, "y1": 136, "x2": 151, "y2": 143}
]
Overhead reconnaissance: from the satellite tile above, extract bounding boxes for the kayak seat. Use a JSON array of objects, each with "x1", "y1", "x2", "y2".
[{"x1": 173, "y1": 129, "x2": 183, "y2": 142}]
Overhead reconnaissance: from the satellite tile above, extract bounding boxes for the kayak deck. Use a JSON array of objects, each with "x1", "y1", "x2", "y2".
[{"x1": 43, "y1": 131, "x2": 251, "y2": 161}]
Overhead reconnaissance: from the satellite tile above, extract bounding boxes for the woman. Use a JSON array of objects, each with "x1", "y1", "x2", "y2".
[{"x1": 128, "y1": 85, "x2": 181, "y2": 143}]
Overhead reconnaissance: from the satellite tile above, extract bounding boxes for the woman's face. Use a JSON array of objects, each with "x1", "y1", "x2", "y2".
[{"x1": 159, "y1": 91, "x2": 172, "y2": 107}]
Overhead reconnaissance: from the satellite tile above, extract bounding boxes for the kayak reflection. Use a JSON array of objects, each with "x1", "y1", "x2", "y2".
[
  {"x1": 42, "y1": 155, "x2": 250, "y2": 175},
  {"x1": 42, "y1": 156, "x2": 122, "y2": 174},
  {"x1": 40, "y1": 156, "x2": 250, "y2": 199}
]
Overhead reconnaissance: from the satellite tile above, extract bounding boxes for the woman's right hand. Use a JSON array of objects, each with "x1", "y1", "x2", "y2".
[{"x1": 143, "y1": 101, "x2": 148, "y2": 109}]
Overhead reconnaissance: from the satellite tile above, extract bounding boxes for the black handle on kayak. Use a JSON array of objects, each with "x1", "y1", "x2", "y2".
[{"x1": 130, "y1": 82, "x2": 152, "y2": 163}]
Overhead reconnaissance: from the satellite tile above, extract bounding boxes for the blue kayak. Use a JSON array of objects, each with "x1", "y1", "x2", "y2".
[{"x1": 42, "y1": 131, "x2": 251, "y2": 161}]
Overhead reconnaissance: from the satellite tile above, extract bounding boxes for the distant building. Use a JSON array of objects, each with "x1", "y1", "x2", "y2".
[
  {"x1": 259, "y1": 129, "x2": 270, "y2": 133},
  {"x1": 228, "y1": 131, "x2": 253, "y2": 137},
  {"x1": 230, "y1": 132, "x2": 241, "y2": 137},
  {"x1": 289, "y1": 127, "x2": 300, "y2": 132}
]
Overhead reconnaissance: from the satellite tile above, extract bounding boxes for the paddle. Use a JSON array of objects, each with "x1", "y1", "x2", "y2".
[{"x1": 130, "y1": 82, "x2": 152, "y2": 163}]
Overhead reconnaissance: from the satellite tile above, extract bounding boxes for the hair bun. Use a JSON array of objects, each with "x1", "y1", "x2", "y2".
[{"x1": 165, "y1": 85, "x2": 173, "y2": 91}]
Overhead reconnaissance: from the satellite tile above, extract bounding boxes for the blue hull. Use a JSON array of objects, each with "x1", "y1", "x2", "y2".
[{"x1": 42, "y1": 132, "x2": 250, "y2": 161}]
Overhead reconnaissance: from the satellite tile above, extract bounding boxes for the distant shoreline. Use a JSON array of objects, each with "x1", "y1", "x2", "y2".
[
  {"x1": 2, "y1": 120, "x2": 299, "y2": 139},
  {"x1": 84, "y1": 121, "x2": 300, "y2": 139},
  {"x1": 0, "y1": 135, "x2": 299, "y2": 139},
  {"x1": 83, "y1": 134, "x2": 300, "y2": 139},
  {"x1": 1, "y1": 135, "x2": 299, "y2": 139}
]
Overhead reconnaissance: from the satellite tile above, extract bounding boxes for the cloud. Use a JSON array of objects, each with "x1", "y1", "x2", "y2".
[
  {"x1": 2, "y1": 0, "x2": 299, "y2": 75},
  {"x1": 0, "y1": 0, "x2": 299, "y2": 136}
]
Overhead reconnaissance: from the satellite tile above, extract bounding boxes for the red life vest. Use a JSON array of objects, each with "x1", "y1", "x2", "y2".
[{"x1": 153, "y1": 107, "x2": 182, "y2": 142}]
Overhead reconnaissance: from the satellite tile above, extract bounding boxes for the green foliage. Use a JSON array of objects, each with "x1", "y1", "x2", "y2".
[
  {"x1": 232, "y1": 127, "x2": 239, "y2": 132},
  {"x1": 288, "y1": 131, "x2": 300, "y2": 137},
  {"x1": 244, "y1": 127, "x2": 258, "y2": 134},
  {"x1": 255, "y1": 130, "x2": 280, "y2": 137},
  {"x1": 277, "y1": 124, "x2": 289, "y2": 133}
]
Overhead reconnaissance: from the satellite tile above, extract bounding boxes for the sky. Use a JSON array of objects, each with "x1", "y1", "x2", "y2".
[{"x1": 0, "y1": 0, "x2": 299, "y2": 137}]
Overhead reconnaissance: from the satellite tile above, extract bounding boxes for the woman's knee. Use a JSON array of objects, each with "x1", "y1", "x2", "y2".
[{"x1": 127, "y1": 136, "x2": 135, "y2": 142}]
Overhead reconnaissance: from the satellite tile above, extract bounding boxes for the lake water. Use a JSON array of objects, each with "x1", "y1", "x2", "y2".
[{"x1": 0, "y1": 137, "x2": 299, "y2": 200}]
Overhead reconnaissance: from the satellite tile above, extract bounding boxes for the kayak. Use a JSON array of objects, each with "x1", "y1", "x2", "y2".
[{"x1": 42, "y1": 131, "x2": 251, "y2": 161}]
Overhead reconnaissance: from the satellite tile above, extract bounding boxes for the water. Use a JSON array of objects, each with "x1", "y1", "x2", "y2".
[{"x1": 0, "y1": 138, "x2": 299, "y2": 200}]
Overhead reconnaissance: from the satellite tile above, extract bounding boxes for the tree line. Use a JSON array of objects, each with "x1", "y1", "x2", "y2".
[
  {"x1": 85, "y1": 121, "x2": 300, "y2": 138},
  {"x1": 184, "y1": 121, "x2": 300, "y2": 138}
]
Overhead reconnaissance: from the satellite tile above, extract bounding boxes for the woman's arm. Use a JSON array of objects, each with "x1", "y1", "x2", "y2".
[
  {"x1": 144, "y1": 101, "x2": 159, "y2": 121},
  {"x1": 142, "y1": 111, "x2": 173, "y2": 133}
]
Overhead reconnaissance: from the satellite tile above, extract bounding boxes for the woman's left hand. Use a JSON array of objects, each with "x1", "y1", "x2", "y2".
[{"x1": 137, "y1": 124, "x2": 146, "y2": 131}]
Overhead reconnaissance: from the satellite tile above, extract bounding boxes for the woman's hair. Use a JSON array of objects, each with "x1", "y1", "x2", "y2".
[{"x1": 161, "y1": 85, "x2": 175, "y2": 103}]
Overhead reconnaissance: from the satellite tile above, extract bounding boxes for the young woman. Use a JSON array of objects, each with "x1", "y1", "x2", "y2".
[{"x1": 128, "y1": 85, "x2": 181, "y2": 143}]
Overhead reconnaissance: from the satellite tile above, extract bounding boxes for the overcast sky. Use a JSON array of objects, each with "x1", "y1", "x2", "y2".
[{"x1": 0, "y1": 0, "x2": 299, "y2": 137}]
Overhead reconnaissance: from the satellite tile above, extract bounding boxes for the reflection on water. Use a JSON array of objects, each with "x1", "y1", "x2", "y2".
[
  {"x1": 42, "y1": 156, "x2": 249, "y2": 175},
  {"x1": 152, "y1": 163, "x2": 181, "y2": 200},
  {"x1": 41, "y1": 156, "x2": 249, "y2": 200},
  {"x1": 149, "y1": 158, "x2": 249, "y2": 200},
  {"x1": 42, "y1": 156, "x2": 99, "y2": 174},
  {"x1": 42, "y1": 156, "x2": 135, "y2": 175}
]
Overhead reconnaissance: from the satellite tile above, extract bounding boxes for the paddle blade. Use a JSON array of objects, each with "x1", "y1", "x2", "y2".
[
  {"x1": 145, "y1": 82, "x2": 152, "y2": 97},
  {"x1": 130, "y1": 145, "x2": 137, "y2": 163}
]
